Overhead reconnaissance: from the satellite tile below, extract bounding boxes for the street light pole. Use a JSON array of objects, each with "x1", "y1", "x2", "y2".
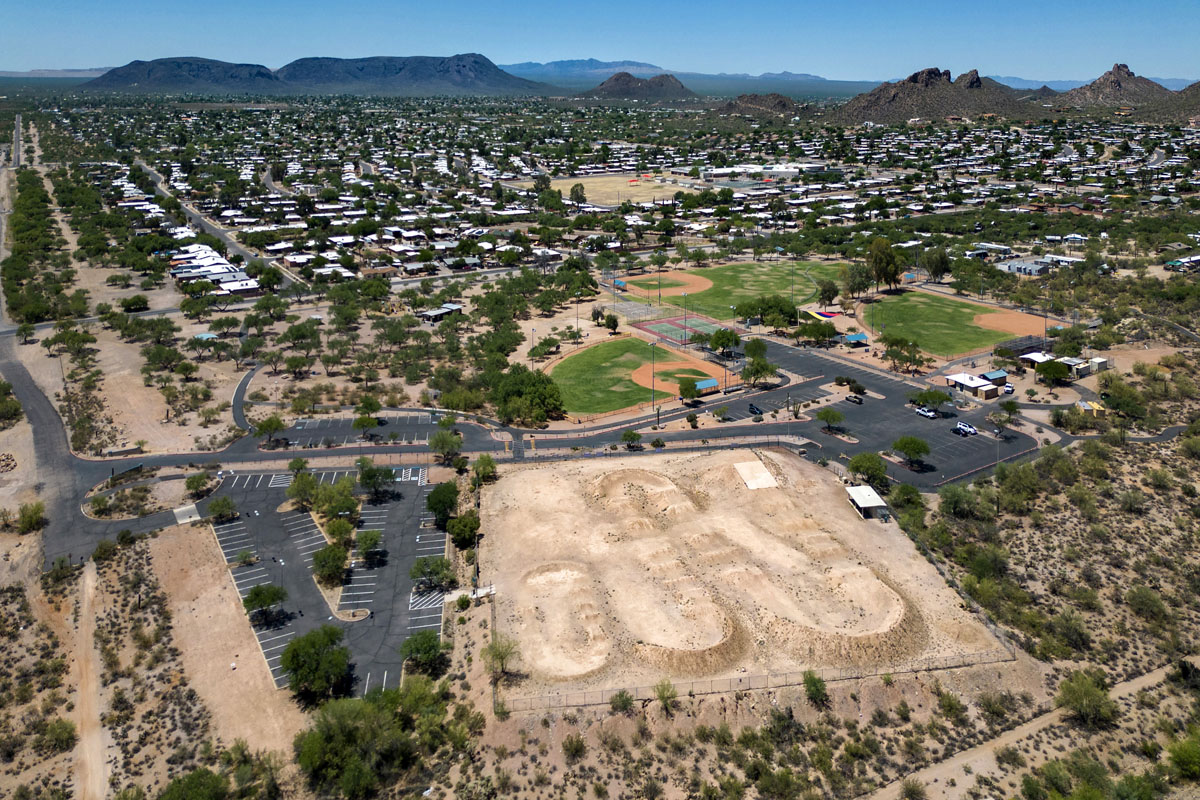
[
  {"x1": 575, "y1": 291, "x2": 581, "y2": 347},
  {"x1": 650, "y1": 341, "x2": 657, "y2": 426},
  {"x1": 682, "y1": 292, "x2": 688, "y2": 347}
]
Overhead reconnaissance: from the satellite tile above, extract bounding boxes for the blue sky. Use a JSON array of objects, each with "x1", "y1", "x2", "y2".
[{"x1": 3, "y1": 0, "x2": 1198, "y2": 80}]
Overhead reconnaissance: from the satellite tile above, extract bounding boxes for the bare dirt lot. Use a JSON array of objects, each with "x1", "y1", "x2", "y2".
[
  {"x1": 480, "y1": 448, "x2": 1001, "y2": 695},
  {"x1": 514, "y1": 174, "x2": 703, "y2": 206},
  {"x1": 972, "y1": 309, "x2": 1047, "y2": 337},
  {"x1": 623, "y1": 269, "x2": 714, "y2": 297},
  {"x1": 148, "y1": 524, "x2": 306, "y2": 755}
]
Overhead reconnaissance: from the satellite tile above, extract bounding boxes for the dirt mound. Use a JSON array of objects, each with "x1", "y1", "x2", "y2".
[
  {"x1": 588, "y1": 468, "x2": 697, "y2": 520},
  {"x1": 481, "y1": 449, "x2": 1000, "y2": 693}
]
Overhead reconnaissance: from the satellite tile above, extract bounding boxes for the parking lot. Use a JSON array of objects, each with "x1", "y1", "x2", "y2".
[{"x1": 205, "y1": 466, "x2": 449, "y2": 693}]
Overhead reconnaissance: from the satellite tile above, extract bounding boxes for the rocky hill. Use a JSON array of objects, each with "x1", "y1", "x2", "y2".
[
  {"x1": 831, "y1": 67, "x2": 1030, "y2": 124},
  {"x1": 1138, "y1": 80, "x2": 1200, "y2": 122},
  {"x1": 1059, "y1": 64, "x2": 1172, "y2": 107},
  {"x1": 274, "y1": 54, "x2": 550, "y2": 95},
  {"x1": 84, "y1": 54, "x2": 553, "y2": 95},
  {"x1": 719, "y1": 93, "x2": 804, "y2": 117},
  {"x1": 578, "y1": 72, "x2": 696, "y2": 101},
  {"x1": 83, "y1": 57, "x2": 284, "y2": 93}
]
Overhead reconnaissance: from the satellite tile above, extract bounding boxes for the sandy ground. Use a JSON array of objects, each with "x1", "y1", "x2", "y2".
[
  {"x1": 73, "y1": 562, "x2": 108, "y2": 800},
  {"x1": 514, "y1": 173, "x2": 703, "y2": 206},
  {"x1": 0, "y1": 417, "x2": 40, "y2": 510},
  {"x1": 147, "y1": 524, "x2": 306, "y2": 755},
  {"x1": 480, "y1": 448, "x2": 1000, "y2": 695},
  {"x1": 972, "y1": 309, "x2": 1047, "y2": 337},
  {"x1": 16, "y1": 318, "x2": 241, "y2": 454},
  {"x1": 622, "y1": 269, "x2": 714, "y2": 298}
]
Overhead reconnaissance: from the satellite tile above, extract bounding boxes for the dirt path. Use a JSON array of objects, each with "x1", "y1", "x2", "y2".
[
  {"x1": 868, "y1": 658, "x2": 1193, "y2": 800},
  {"x1": 73, "y1": 562, "x2": 108, "y2": 800}
]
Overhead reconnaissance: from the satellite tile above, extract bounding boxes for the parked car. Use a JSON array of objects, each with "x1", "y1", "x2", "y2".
[
  {"x1": 1003, "y1": 383, "x2": 1015, "y2": 394},
  {"x1": 916, "y1": 407, "x2": 938, "y2": 419},
  {"x1": 748, "y1": 403, "x2": 764, "y2": 416},
  {"x1": 845, "y1": 394, "x2": 864, "y2": 404},
  {"x1": 956, "y1": 421, "x2": 978, "y2": 435}
]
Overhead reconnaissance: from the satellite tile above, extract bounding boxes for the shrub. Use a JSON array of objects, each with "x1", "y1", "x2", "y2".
[
  {"x1": 803, "y1": 670, "x2": 828, "y2": 707},
  {"x1": 17, "y1": 501, "x2": 45, "y2": 533},
  {"x1": 610, "y1": 689, "x2": 634, "y2": 714},
  {"x1": 1055, "y1": 670, "x2": 1119, "y2": 729},
  {"x1": 1126, "y1": 585, "x2": 1169, "y2": 623},
  {"x1": 563, "y1": 732, "x2": 587, "y2": 763}
]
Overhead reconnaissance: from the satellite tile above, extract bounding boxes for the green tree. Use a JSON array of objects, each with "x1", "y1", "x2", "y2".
[
  {"x1": 185, "y1": 472, "x2": 209, "y2": 498},
  {"x1": 482, "y1": 633, "x2": 520, "y2": 679},
  {"x1": 911, "y1": 389, "x2": 951, "y2": 411},
  {"x1": 352, "y1": 415, "x2": 377, "y2": 440},
  {"x1": 447, "y1": 510, "x2": 481, "y2": 550},
  {"x1": 255, "y1": 414, "x2": 286, "y2": 447},
  {"x1": 740, "y1": 357, "x2": 778, "y2": 387},
  {"x1": 817, "y1": 279, "x2": 839, "y2": 309},
  {"x1": 158, "y1": 767, "x2": 228, "y2": 800},
  {"x1": 803, "y1": 670, "x2": 829, "y2": 707},
  {"x1": 919, "y1": 247, "x2": 951, "y2": 282},
  {"x1": 569, "y1": 183, "x2": 587, "y2": 204},
  {"x1": 709, "y1": 327, "x2": 741, "y2": 356},
  {"x1": 1055, "y1": 670, "x2": 1119, "y2": 729},
  {"x1": 1037, "y1": 360, "x2": 1071, "y2": 386},
  {"x1": 280, "y1": 625, "x2": 351, "y2": 701},
  {"x1": 243, "y1": 584, "x2": 287, "y2": 623},
  {"x1": 399, "y1": 630, "x2": 448, "y2": 675},
  {"x1": 357, "y1": 529, "x2": 382, "y2": 558},
  {"x1": 426, "y1": 482, "x2": 459, "y2": 529},
  {"x1": 17, "y1": 501, "x2": 46, "y2": 533},
  {"x1": 744, "y1": 337, "x2": 768, "y2": 360},
  {"x1": 678, "y1": 377, "x2": 699, "y2": 402},
  {"x1": 621, "y1": 429, "x2": 643, "y2": 449},
  {"x1": 429, "y1": 429, "x2": 463, "y2": 463},
  {"x1": 815, "y1": 407, "x2": 844, "y2": 432},
  {"x1": 867, "y1": 238, "x2": 900, "y2": 291},
  {"x1": 847, "y1": 452, "x2": 887, "y2": 487},
  {"x1": 312, "y1": 544, "x2": 348, "y2": 587},
  {"x1": 207, "y1": 496, "x2": 236, "y2": 522},
  {"x1": 16, "y1": 322, "x2": 35, "y2": 344},
  {"x1": 892, "y1": 435, "x2": 930, "y2": 466},
  {"x1": 288, "y1": 457, "x2": 309, "y2": 475},
  {"x1": 410, "y1": 556, "x2": 456, "y2": 590},
  {"x1": 471, "y1": 454, "x2": 497, "y2": 485},
  {"x1": 356, "y1": 457, "x2": 394, "y2": 501},
  {"x1": 287, "y1": 471, "x2": 319, "y2": 510},
  {"x1": 654, "y1": 679, "x2": 678, "y2": 717}
]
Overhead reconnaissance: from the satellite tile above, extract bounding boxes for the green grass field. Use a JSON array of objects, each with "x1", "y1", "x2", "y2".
[
  {"x1": 551, "y1": 338, "x2": 671, "y2": 414},
  {"x1": 658, "y1": 261, "x2": 842, "y2": 320},
  {"x1": 868, "y1": 291, "x2": 1012, "y2": 357},
  {"x1": 628, "y1": 277, "x2": 686, "y2": 291}
]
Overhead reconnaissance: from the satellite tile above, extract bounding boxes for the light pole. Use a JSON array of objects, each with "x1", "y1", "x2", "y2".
[
  {"x1": 649, "y1": 341, "x2": 657, "y2": 426},
  {"x1": 682, "y1": 292, "x2": 688, "y2": 347},
  {"x1": 575, "y1": 291, "x2": 581, "y2": 347}
]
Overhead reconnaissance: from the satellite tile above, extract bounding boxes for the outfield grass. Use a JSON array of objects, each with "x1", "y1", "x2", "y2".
[
  {"x1": 659, "y1": 261, "x2": 842, "y2": 320},
  {"x1": 628, "y1": 277, "x2": 686, "y2": 291},
  {"x1": 868, "y1": 291, "x2": 1012, "y2": 357},
  {"x1": 551, "y1": 338, "x2": 671, "y2": 414}
]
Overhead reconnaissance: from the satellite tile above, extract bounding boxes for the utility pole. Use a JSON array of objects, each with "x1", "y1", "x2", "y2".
[
  {"x1": 682, "y1": 292, "x2": 688, "y2": 347},
  {"x1": 650, "y1": 341, "x2": 657, "y2": 425}
]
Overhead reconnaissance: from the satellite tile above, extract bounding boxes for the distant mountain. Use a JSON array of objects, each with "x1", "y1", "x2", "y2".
[
  {"x1": 82, "y1": 54, "x2": 555, "y2": 96},
  {"x1": 757, "y1": 71, "x2": 825, "y2": 82},
  {"x1": 991, "y1": 74, "x2": 1195, "y2": 92},
  {"x1": 0, "y1": 67, "x2": 112, "y2": 78},
  {"x1": 1059, "y1": 64, "x2": 1173, "y2": 107},
  {"x1": 84, "y1": 57, "x2": 283, "y2": 92},
  {"x1": 719, "y1": 93, "x2": 804, "y2": 117},
  {"x1": 832, "y1": 67, "x2": 1030, "y2": 124},
  {"x1": 578, "y1": 73, "x2": 696, "y2": 101},
  {"x1": 273, "y1": 54, "x2": 551, "y2": 95},
  {"x1": 500, "y1": 59, "x2": 664, "y2": 82}
]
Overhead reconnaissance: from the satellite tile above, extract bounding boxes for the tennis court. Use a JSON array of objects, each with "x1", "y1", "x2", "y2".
[{"x1": 632, "y1": 315, "x2": 744, "y2": 347}]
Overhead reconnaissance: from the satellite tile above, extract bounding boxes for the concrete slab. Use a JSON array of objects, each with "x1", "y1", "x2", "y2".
[
  {"x1": 173, "y1": 503, "x2": 200, "y2": 524},
  {"x1": 734, "y1": 458, "x2": 778, "y2": 490}
]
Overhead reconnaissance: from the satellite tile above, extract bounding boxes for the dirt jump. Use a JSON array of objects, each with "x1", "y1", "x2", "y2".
[{"x1": 480, "y1": 449, "x2": 1002, "y2": 694}]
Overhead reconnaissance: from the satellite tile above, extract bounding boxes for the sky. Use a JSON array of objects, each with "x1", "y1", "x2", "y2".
[{"x1": 3, "y1": 0, "x2": 1199, "y2": 81}]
